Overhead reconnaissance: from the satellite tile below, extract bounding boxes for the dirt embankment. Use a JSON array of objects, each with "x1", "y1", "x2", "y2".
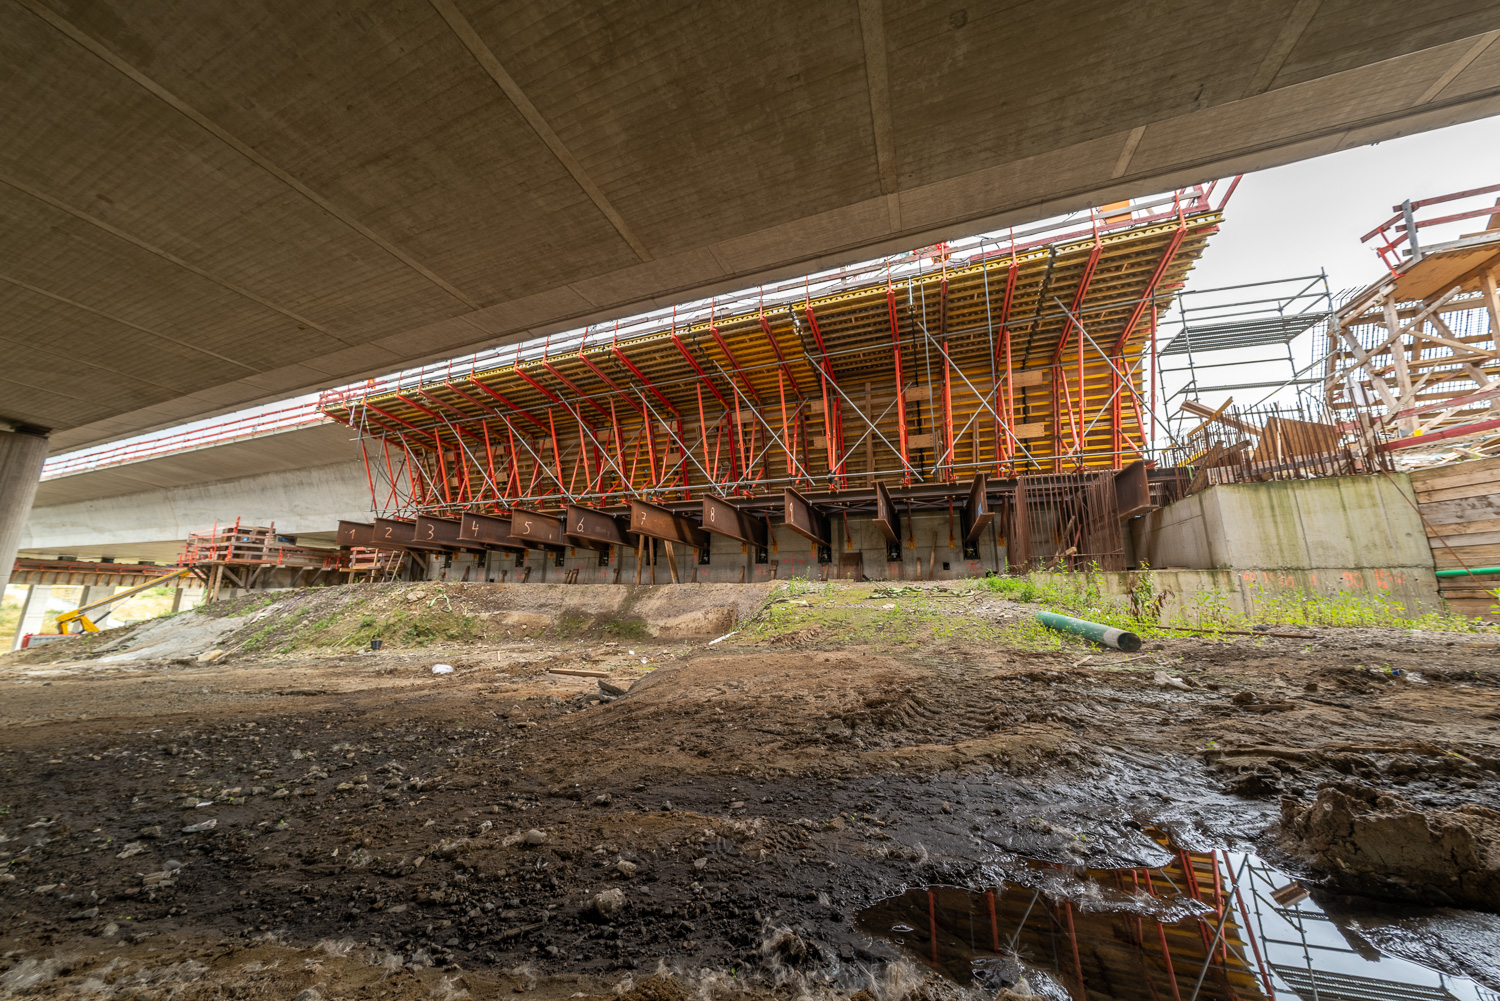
[
  {"x1": 5, "y1": 582, "x2": 773, "y2": 669},
  {"x1": 0, "y1": 580, "x2": 1497, "y2": 998},
  {"x1": 1279, "y1": 782, "x2": 1500, "y2": 909}
]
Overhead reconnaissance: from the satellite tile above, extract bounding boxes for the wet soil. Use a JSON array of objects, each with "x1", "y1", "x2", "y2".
[{"x1": 2, "y1": 583, "x2": 1498, "y2": 998}]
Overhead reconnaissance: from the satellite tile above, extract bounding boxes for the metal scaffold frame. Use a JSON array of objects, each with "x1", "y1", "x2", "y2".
[{"x1": 320, "y1": 185, "x2": 1231, "y2": 520}]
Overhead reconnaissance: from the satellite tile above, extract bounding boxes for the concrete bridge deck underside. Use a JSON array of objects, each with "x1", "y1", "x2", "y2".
[{"x1": 4, "y1": 0, "x2": 1500, "y2": 452}]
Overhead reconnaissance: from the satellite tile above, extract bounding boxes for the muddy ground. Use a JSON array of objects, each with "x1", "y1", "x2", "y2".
[{"x1": 1, "y1": 581, "x2": 1498, "y2": 999}]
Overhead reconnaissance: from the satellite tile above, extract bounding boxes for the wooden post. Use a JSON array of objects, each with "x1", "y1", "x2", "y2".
[
  {"x1": 635, "y1": 537, "x2": 644, "y2": 585},
  {"x1": 1383, "y1": 297, "x2": 1414, "y2": 434},
  {"x1": 664, "y1": 540, "x2": 681, "y2": 583}
]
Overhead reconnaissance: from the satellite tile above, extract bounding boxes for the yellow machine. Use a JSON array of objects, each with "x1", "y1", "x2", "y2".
[{"x1": 55, "y1": 567, "x2": 193, "y2": 634}]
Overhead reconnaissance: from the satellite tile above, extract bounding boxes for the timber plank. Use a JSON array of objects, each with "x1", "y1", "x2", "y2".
[
  {"x1": 1418, "y1": 495, "x2": 1500, "y2": 525},
  {"x1": 1442, "y1": 598, "x2": 1498, "y2": 617},
  {"x1": 1433, "y1": 542, "x2": 1500, "y2": 568},
  {"x1": 1409, "y1": 454, "x2": 1500, "y2": 491},
  {"x1": 1422, "y1": 516, "x2": 1494, "y2": 540},
  {"x1": 1411, "y1": 464, "x2": 1500, "y2": 496},
  {"x1": 1428, "y1": 528, "x2": 1500, "y2": 549},
  {"x1": 1439, "y1": 583, "x2": 1498, "y2": 595},
  {"x1": 1413, "y1": 476, "x2": 1500, "y2": 504}
]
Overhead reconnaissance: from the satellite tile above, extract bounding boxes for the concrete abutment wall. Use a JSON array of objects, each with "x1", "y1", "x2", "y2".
[{"x1": 1128, "y1": 473, "x2": 1440, "y2": 616}]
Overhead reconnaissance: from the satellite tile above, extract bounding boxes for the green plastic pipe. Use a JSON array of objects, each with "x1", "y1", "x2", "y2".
[
  {"x1": 1435, "y1": 566, "x2": 1500, "y2": 578},
  {"x1": 1036, "y1": 610, "x2": 1142, "y2": 652}
]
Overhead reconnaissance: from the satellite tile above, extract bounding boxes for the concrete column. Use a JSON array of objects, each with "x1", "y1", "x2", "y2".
[
  {"x1": 10, "y1": 584, "x2": 50, "y2": 650},
  {"x1": 78, "y1": 585, "x2": 119, "y2": 628},
  {"x1": 0, "y1": 427, "x2": 49, "y2": 596}
]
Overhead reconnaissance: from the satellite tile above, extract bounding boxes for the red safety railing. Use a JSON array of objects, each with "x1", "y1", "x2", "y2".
[
  {"x1": 1361, "y1": 182, "x2": 1500, "y2": 274},
  {"x1": 319, "y1": 181, "x2": 1236, "y2": 418}
]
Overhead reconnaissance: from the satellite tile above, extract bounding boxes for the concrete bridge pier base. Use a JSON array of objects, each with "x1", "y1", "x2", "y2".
[
  {"x1": 9, "y1": 584, "x2": 51, "y2": 651},
  {"x1": 0, "y1": 427, "x2": 49, "y2": 596}
]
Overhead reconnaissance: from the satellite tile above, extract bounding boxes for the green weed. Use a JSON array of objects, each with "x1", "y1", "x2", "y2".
[
  {"x1": 978, "y1": 576, "x2": 1041, "y2": 602},
  {"x1": 602, "y1": 618, "x2": 648, "y2": 640}
]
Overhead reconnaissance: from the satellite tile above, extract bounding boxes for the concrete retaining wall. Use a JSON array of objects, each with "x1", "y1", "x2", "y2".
[
  {"x1": 413, "y1": 510, "x2": 1005, "y2": 586},
  {"x1": 1130, "y1": 473, "x2": 1432, "y2": 571},
  {"x1": 1128, "y1": 474, "x2": 1441, "y2": 615}
]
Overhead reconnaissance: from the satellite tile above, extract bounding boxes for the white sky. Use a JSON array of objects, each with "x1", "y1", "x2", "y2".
[{"x1": 1186, "y1": 114, "x2": 1500, "y2": 296}]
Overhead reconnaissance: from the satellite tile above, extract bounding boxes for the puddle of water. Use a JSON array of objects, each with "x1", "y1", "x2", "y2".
[{"x1": 858, "y1": 839, "x2": 1498, "y2": 1001}]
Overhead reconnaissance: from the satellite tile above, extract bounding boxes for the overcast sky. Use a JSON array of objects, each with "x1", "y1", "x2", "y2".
[
  {"x1": 1152, "y1": 113, "x2": 1500, "y2": 422},
  {"x1": 1185, "y1": 114, "x2": 1500, "y2": 298}
]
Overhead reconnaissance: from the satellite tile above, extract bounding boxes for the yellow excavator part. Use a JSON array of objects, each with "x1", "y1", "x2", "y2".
[{"x1": 55, "y1": 567, "x2": 193, "y2": 635}]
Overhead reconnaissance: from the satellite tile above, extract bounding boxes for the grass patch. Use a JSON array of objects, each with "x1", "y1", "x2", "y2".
[
  {"x1": 745, "y1": 580, "x2": 1013, "y2": 650},
  {"x1": 329, "y1": 608, "x2": 482, "y2": 650},
  {"x1": 743, "y1": 572, "x2": 1492, "y2": 656},
  {"x1": 979, "y1": 566, "x2": 1490, "y2": 638},
  {"x1": 601, "y1": 618, "x2": 648, "y2": 641},
  {"x1": 228, "y1": 589, "x2": 485, "y2": 654}
]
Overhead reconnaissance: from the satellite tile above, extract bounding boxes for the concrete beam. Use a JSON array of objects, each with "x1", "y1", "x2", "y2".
[{"x1": 20, "y1": 460, "x2": 372, "y2": 563}]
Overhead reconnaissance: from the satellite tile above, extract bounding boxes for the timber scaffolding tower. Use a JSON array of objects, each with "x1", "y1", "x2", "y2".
[
  {"x1": 178, "y1": 520, "x2": 360, "y2": 600},
  {"x1": 1324, "y1": 183, "x2": 1500, "y2": 464}
]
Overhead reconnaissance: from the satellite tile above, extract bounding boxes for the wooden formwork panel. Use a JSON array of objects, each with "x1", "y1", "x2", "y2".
[
  {"x1": 1411, "y1": 455, "x2": 1500, "y2": 618},
  {"x1": 323, "y1": 207, "x2": 1221, "y2": 515}
]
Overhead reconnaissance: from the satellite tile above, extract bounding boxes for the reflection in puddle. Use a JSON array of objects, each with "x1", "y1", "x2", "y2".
[{"x1": 858, "y1": 840, "x2": 1494, "y2": 1001}]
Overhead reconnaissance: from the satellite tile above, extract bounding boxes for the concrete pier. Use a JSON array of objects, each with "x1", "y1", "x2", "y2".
[{"x1": 0, "y1": 427, "x2": 49, "y2": 595}]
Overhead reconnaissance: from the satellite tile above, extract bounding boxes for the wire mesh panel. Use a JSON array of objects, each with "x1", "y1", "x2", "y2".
[{"x1": 1081, "y1": 473, "x2": 1125, "y2": 570}]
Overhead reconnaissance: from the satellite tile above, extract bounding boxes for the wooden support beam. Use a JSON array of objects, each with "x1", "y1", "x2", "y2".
[{"x1": 1179, "y1": 398, "x2": 1256, "y2": 437}]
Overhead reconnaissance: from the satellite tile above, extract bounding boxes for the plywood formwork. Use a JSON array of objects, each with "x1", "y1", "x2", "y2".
[{"x1": 320, "y1": 192, "x2": 1221, "y2": 518}]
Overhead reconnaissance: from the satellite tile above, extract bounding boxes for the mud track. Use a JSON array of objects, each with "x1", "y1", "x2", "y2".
[{"x1": 1, "y1": 584, "x2": 1498, "y2": 998}]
